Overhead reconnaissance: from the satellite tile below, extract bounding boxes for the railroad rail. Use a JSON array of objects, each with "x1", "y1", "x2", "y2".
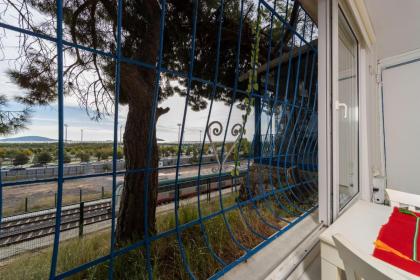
[{"x1": 0, "y1": 171, "x2": 245, "y2": 248}]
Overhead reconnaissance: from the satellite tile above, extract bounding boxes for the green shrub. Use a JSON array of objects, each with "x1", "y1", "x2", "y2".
[
  {"x1": 34, "y1": 152, "x2": 52, "y2": 165},
  {"x1": 77, "y1": 152, "x2": 90, "y2": 163},
  {"x1": 12, "y1": 153, "x2": 29, "y2": 166}
]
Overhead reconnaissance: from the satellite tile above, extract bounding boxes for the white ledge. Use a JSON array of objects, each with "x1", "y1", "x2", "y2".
[{"x1": 221, "y1": 210, "x2": 323, "y2": 280}]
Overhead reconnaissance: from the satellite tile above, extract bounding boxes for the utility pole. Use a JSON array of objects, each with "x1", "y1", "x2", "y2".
[
  {"x1": 177, "y1": 123, "x2": 182, "y2": 143},
  {"x1": 64, "y1": 124, "x2": 68, "y2": 143},
  {"x1": 80, "y1": 129, "x2": 84, "y2": 143}
]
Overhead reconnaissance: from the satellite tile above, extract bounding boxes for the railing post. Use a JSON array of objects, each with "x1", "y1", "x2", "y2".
[
  {"x1": 79, "y1": 201, "x2": 84, "y2": 237},
  {"x1": 54, "y1": 192, "x2": 57, "y2": 208},
  {"x1": 79, "y1": 188, "x2": 82, "y2": 203},
  {"x1": 207, "y1": 179, "x2": 210, "y2": 202},
  {"x1": 24, "y1": 197, "x2": 28, "y2": 213},
  {"x1": 101, "y1": 186, "x2": 105, "y2": 199},
  {"x1": 231, "y1": 177, "x2": 234, "y2": 193}
]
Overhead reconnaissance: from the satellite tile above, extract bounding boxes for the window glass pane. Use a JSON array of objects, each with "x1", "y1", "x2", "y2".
[{"x1": 338, "y1": 9, "x2": 359, "y2": 209}]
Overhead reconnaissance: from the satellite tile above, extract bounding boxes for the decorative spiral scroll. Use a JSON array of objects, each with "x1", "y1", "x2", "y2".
[
  {"x1": 207, "y1": 121, "x2": 223, "y2": 137},
  {"x1": 231, "y1": 123, "x2": 243, "y2": 137},
  {"x1": 206, "y1": 121, "x2": 244, "y2": 172},
  {"x1": 207, "y1": 121, "x2": 243, "y2": 139}
]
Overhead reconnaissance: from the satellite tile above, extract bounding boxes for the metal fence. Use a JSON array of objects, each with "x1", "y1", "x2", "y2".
[{"x1": 0, "y1": 0, "x2": 318, "y2": 279}]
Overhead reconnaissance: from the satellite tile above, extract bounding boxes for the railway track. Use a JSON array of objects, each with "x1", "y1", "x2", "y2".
[
  {"x1": 0, "y1": 172, "x2": 245, "y2": 248},
  {"x1": 0, "y1": 201, "x2": 111, "y2": 246}
]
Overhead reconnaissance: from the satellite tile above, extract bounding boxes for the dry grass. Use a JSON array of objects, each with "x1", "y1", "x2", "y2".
[
  {"x1": 0, "y1": 190, "x2": 315, "y2": 280},
  {"x1": 3, "y1": 192, "x2": 112, "y2": 217}
]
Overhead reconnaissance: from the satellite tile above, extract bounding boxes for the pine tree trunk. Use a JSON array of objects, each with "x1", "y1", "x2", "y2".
[
  {"x1": 115, "y1": 0, "x2": 161, "y2": 244},
  {"x1": 115, "y1": 83, "x2": 159, "y2": 243}
]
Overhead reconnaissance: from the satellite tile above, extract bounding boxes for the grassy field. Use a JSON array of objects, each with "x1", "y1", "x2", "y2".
[{"x1": 0, "y1": 190, "x2": 314, "y2": 279}]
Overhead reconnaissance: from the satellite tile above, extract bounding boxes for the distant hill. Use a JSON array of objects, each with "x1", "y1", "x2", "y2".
[{"x1": 0, "y1": 136, "x2": 56, "y2": 143}]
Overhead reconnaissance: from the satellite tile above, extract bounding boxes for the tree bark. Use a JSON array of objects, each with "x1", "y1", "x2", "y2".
[
  {"x1": 115, "y1": 71, "x2": 159, "y2": 243},
  {"x1": 115, "y1": 0, "x2": 162, "y2": 245}
]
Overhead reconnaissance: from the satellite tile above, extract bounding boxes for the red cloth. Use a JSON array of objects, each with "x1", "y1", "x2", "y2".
[{"x1": 373, "y1": 207, "x2": 420, "y2": 276}]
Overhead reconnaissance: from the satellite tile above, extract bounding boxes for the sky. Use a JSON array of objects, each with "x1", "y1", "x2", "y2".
[
  {"x1": 0, "y1": 96, "x2": 254, "y2": 143},
  {"x1": 0, "y1": 27, "x2": 255, "y2": 143}
]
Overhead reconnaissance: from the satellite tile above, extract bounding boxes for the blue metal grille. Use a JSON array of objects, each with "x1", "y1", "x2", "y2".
[{"x1": 0, "y1": 0, "x2": 318, "y2": 279}]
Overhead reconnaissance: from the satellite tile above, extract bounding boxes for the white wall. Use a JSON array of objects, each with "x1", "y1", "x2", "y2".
[
  {"x1": 380, "y1": 53, "x2": 420, "y2": 195},
  {"x1": 363, "y1": 0, "x2": 420, "y2": 196},
  {"x1": 365, "y1": 0, "x2": 420, "y2": 59}
]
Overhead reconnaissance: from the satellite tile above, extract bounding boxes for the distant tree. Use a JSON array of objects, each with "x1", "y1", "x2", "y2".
[
  {"x1": 103, "y1": 147, "x2": 113, "y2": 160},
  {"x1": 95, "y1": 150, "x2": 104, "y2": 161},
  {"x1": 170, "y1": 146, "x2": 178, "y2": 156},
  {"x1": 64, "y1": 153, "x2": 72, "y2": 164},
  {"x1": 5, "y1": 149, "x2": 16, "y2": 159},
  {"x1": 159, "y1": 146, "x2": 172, "y2": 158},
  {"x1": 117, "y1": 148, "x2": 124, "y2": 160},
  {"x1": 12, "y1": 153, "x2": 29, "y2": 166},
  {"x1": 191, "y1": 147, "x2": 199, "y2": 163},
  {"x1": 77, "y1": 152, "x2": 90, "y2": 163},
  {"x1": 185, "y1": 146, "x2": 192, "y2": 156},
  {"x1": 22, "y1": 149, "x2": 33, "y2": 157},
  {"x1": 34, "y1": 152, "x2": 53, "y2": 165}
]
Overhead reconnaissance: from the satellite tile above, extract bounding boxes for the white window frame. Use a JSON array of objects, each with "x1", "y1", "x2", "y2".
[{"x1": 318, "y1": 0, "x2": 374, "y2": 225}]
